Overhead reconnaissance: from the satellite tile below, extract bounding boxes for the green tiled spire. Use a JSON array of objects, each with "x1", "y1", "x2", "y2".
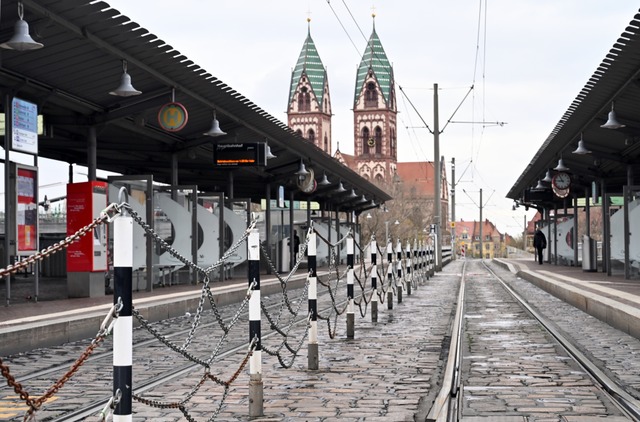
[
  {"x1": 289, "y1": 24, "x2": 327, "y2": 108},
  {"x1": 354, "y1": 25, "x2": 393, "y2": 105}
]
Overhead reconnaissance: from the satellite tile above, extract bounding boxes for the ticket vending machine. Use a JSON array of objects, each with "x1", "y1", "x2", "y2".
[{"x1": 66, "y1": 181, "x2": 108, "y2": 297}]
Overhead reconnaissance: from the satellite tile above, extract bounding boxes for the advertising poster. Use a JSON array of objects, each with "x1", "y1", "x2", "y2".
[
  {"x1": 67, "y1": 181, "x2": 108, "y2": 272},
  {"x1": 16, "y1": 167, "x2": 37, "y2": 253}
]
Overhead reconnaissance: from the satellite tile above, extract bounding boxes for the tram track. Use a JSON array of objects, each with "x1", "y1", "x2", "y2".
[
  {"x1": 428, "y1": 259, "x2": 640, "y2": 421},
  {"x1": 52, "y1": 291, "x2": 350, "y2": 422},
  {"x1": 1, "y1": 277, "x2": 356, "y2": 421}
]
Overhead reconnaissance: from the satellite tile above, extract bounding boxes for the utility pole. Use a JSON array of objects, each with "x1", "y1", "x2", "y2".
[
  {"x1": 451, "y1": 157, "x2": 455, "y2": 260},
  {"x1": 479, "y1": 188, "x2": 483, "y2": 260},
  {"x1": 434, "y1": 83, "x2": 442, "y2": 270}
]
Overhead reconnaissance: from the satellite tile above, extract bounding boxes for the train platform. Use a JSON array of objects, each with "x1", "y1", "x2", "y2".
[
  {"x1": 0, "y1": 268, "x2": 315, "y2": 357},
  {"x1": 495, "y1": 256, "x2": 640, "y2": 339},
  {"x1": 2, "y1": 256, "x2": 640, "y2": 357}
]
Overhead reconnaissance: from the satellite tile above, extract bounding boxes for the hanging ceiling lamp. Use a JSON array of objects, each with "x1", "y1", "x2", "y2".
[
  {"x1": 534, "y1": 179, "x2": 546, "y2": 190},
  {"x1": 553, "y1": 156, "x2": 570, "y2": 172},
  {"x1": 318, "y1": 172, "x2": 331, "y2": 186},
  {"x1": 600, "y1": 102, "x2": 625, "y2": 129},
  {"x1": 266, "y1": 144, "x2": 276, "y2": 160},
  {"x1": 294, "y1": 160, "x2": 309, "y2": 178},
  {"x1": 572, "y1": 133, "x2": 592, "y2": 155},
  {"x1": 334, "y1": 181, "x2": 346, "y2": 193},
  {"x1": 109, "y1": 60, "x2": 142, "y2": 96},
  {"x1": 0, "y1": 2, "x2": 43, "y2": 51},
  {"x1": 203, "y1": 110, "x2": 226, "y2": 136},
  {"x1": 542, "y1": 170, "x2": 553, "y2": 183}
]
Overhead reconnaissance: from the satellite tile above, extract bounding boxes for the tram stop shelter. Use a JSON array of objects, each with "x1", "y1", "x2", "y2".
[
  {"x1": 0, "y1": 0, "x2": 391, "y2": 299},
  {"x1": 507, "y1": 8, "x2": 640, "y2": 279}
]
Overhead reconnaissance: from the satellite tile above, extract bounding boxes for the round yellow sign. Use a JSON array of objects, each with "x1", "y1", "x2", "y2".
[{"x1": 158, "y1": 102, "x2": 188, "y2": 132}]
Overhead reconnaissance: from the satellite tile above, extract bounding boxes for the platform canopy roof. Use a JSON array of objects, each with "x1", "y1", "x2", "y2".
[
  {"x1": 0, "y1": 0, "x2": 391, "y2": 213},
  {"x1": 507, "y1": 9, "x2": 640, "y2": 209}
]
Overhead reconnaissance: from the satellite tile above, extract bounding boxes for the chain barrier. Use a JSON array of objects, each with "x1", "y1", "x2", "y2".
[
  {"x1": 0, "y1": 202, "x2": 119, "y2": 279},
  {"x1": 133, "y1": 338, "x2": 257, "y2": 422},
  {"x1": 0, "y1": 302, "x2": 119, "y2": 421}
]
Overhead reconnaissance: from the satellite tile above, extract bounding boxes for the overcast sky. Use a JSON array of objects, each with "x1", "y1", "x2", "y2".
[{"x1": 35, "y1": 0, "x2": 640, "y2": 235}]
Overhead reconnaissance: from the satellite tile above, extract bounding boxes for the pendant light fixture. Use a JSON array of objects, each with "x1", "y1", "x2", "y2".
[
  {"x1": 109, "y1": 60, "x2": 142, "y2": 97},
  {"x1": 266, "y1": 144, "x2": 276, "y2": 160},
  {"x1": 318, "y1": 172, "x2": 331, "y2": 186},
  {"x1": 203, "y1": 110, "x2": 226, "y2": 136},
  {"x1": 553, "y1": 156, "x2": 570, "y2": 172},
  {"x1": 572, "y1": 133, "x2": 592, "y2": 155},
  {"x1": 0, "y1": 2, "x2": 43, "y2": 51},
  {"x1": 294, "y1": 160, "x2": 309, "y2": 178},
  {"x1": 600, "y1": 102, "x2": 625, "y2": 129},
  {"x1": 542, "y1": 170, "x2": 553, "y2": 183}
]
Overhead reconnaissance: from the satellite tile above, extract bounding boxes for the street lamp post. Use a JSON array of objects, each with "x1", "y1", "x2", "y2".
[{"x1": 384, "y1": 219, "x2": 399, "y2": 245}]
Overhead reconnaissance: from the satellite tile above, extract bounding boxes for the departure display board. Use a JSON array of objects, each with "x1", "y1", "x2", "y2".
[{"x1": 213, "y1": 143, "x2": 266, "y2": 167}]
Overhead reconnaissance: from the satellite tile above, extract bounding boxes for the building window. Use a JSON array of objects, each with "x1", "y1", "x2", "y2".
[
  {"x1": 307, "y1": 128, "x2": 315, "y2": 143},
  {"x1": 485, "y1": 235, "x2": 491, "y2": 241},
  {"x1": 324, "y1": 134, "x2": 328, "y2": 152},
  {"x1": 374, "y1": 126, "x2": 382, "y2": 154},
  {"x1": 461, "y1": 233, "x2": 468, "y2": 240},
  {"x1": 474, "y1": 235, "x2": 480, "y2": 241},
  {"x1": 361, "y1": 127, "x2": 370, "y2": 154},
  {"x1": 298, "y1": 87, "x2": 310, "y2": 111},
  {"x1": 296, "y1": 129, "x2": 303, "y2": 137},
  {"x1": 365, "y1": 82, "x2": 377, "y2": 107}
]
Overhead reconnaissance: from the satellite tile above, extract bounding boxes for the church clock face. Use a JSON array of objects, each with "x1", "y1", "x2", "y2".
[{"x1": 367, "y1": 137, "x2": 375, "y2": 147}]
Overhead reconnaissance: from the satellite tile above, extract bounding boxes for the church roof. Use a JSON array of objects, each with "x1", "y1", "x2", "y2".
[
  {"x1": 354, "y1": 25, "x2": 393, "y2": 105},
  {"x1": 289, "y1": 26, "x2": 327, "y2": 108}
]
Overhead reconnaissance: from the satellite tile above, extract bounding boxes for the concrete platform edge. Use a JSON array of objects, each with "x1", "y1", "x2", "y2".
[
  {"x1": 493, "y1": 259, "x2": 640, "y2": 340},
  {"x1": 0, "y1": 276, "x2": 308, "y2": 356}
]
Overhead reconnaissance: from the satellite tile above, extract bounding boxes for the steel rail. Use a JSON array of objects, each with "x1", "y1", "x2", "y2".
[
  {"x1": 426, "y1": 260, "x2": 466, "y2": 422},
  {"x1": 45, "y1": 293, "x2": 350, "y2": 421},
  {"x1": 482, "y1": 261, "x2": 640, "y2": 422}
]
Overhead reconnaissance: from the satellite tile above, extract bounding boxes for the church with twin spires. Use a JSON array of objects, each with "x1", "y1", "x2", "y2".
[{"x1": 286, "y1": 17, "x2": 449, "y2": 218}]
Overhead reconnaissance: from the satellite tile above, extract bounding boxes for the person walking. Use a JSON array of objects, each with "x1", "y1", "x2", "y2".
[
  {"x1": 293, "y1": 230, "x2": 300, "y2": 264},
  {"x1": 533, "y1": 228, "x2": 547, "y2": 265}
]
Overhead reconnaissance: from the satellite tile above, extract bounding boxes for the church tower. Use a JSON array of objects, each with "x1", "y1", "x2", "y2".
[
  {"x1": 353, "y1": 17, "x2": 397, "y2": 182},
  {"x1": 287, "y1": 20, "x2": 332, "y2": 154}
]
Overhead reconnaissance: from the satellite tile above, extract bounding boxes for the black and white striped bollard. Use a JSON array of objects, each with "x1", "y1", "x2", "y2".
[
  {"x1": 396, "y1": 239, "x2": 403, "y2": 304},
  {"x1": 113, "y1": 210, "x2": 132, "y2": 422},
  {"x1": 248, "y1": 228, "x2": 263, "y2": 417},
  {"x1": 308, "y1": 230, "x2": 319, "y2": 370},
  {"x1": 346, "y1": 235, "x2": 355, "y2": 339},
  {"x1": 370, "y1": 236, "x2": 378, "y2": 322},
  {"x1": 386, "y1": 238, "x2": 393, "y2": 310},
  {"x1": 405, "y1": 240, "x2": 412, "y2": 296}
]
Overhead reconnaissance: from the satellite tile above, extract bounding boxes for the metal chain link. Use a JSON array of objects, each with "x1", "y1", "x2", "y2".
[
  {"x1": 133, "y1": 338, "x2": 257, "y2": 421},
  {"x1": 0, "y1": 203, "x2": 119, "y2": 279},
  {"x1": 0, "y1": 303, "x2": 118, "y2": 420}
]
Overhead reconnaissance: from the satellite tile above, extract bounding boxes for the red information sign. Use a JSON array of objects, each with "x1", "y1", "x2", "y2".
[{"x1": 66, "y1": 182, "x2": 108, "y2": 272}]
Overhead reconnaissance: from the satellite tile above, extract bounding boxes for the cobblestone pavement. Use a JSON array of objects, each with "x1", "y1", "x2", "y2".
[
  {"x1": 461, "y1": 259, "x2": 631, "y2": 421},
  {"x1": 0, "y1": 267, "x2": 459, "y2": 421}
]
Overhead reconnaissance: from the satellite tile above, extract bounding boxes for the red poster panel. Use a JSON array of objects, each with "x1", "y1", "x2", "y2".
[
  {"x1": 16, "y1": 167, "x2": 37, "y2": 253},
  {"x1": 66, "y1": 181, "x2": 108, "y2": 272}
]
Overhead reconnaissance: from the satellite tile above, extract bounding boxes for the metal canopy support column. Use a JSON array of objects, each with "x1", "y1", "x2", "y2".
[
  {"x1": 573, "y1": 195, "x2": 579, "y2": 266},
  {"x1": 289, "y1": 191, "x2": 295, "y2": 271},
  {"x1": 265, "y1": 183, "x2": 272, "y2": 275},
  {"x1": 545, "y1": 208, "x2": 551, "y2": 264},
  {"x1": 553, "y1": 204, "x2": 558, "y2": 265},
  {"x1": 88, "y1": 126, "x2": 97, "y2": 181},
  {"x1": 4, "y1": 93, "x2": 11, "y2": 305},
  {"x1": 602, "y1": 180, "x2": 609, "y2": 275}
]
